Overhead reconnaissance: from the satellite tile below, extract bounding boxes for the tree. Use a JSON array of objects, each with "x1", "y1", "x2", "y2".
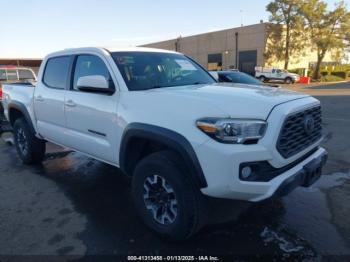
[
  {"x1": 266, "y1": 0, "x2": 306, "y2": 70},
  {"x1": 300, "y1": 0, "x2": 350, "y2": 80}
]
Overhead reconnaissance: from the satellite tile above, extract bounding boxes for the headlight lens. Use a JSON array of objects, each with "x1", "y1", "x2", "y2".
[{"x1": 196, "y1": 118, "x2": 267, "y2": 144}]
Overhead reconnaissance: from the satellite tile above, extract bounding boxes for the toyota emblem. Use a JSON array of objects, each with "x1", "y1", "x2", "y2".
[{"x1": 304, "y1": 115, "x2": 315, "y2": 135}]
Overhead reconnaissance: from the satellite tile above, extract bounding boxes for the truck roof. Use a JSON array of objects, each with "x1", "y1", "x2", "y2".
[{"x1": 45, "y1": 47, "x2": 179, "y2": 59}]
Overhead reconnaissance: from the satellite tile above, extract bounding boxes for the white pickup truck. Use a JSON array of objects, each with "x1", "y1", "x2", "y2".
[
  {"x1": 255, "y1": 67, "x2": 300, "y2": 84},
  {"x1": 1, "y1": 47, "x2": 327, "y2": 240}
]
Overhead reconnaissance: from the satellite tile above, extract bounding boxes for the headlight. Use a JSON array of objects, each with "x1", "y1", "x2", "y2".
[{"x1": 196, "y1": 118, "x2": 267, "y2": 144}]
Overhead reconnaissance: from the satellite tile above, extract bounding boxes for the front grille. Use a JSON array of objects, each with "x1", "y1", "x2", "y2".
[{"x1": 277, "y1": 106, "x2": 322, "y2": 158}]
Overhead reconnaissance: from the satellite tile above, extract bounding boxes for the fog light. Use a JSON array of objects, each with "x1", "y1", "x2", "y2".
[{"x1": 241, "y1": 166, "x2": 252, "y2": 179}]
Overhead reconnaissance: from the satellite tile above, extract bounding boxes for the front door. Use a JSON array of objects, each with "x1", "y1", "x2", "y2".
[{"x1": 64, "y1": 54, "x2": 119, "y2": 164}]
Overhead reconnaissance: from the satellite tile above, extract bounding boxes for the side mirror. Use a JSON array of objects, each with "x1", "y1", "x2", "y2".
[{"x1": 77, "y1": 75, "x2": 114, "y2": 94}]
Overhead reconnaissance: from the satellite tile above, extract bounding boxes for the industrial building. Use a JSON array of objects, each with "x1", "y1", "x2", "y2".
[{"x1": 143, "y1": 22, "x2": 333, "y2": 75}]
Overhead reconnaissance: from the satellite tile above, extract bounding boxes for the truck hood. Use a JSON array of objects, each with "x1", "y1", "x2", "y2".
[{"x1": 148, "y1": 83, "x2": 309, "y2": 120}]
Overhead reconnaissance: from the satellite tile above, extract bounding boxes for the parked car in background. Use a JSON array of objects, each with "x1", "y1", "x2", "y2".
[
  {"x1": 255, "y1": 67, "x2": 300, "y2": 84},
  {"x1": 210, "y1": 70, "x2": 280, "y2": 87},
  {"x1": 2, "y1": 47, "x2": 327, "y2": 240},
  {"x1": 0, "y1": 66, "x2": 36, "y2": 127}
]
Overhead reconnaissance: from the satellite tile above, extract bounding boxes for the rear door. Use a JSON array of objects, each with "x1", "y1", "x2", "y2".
[
  {"x1": 34, "y1": 56, "x2": 71, "y2": 145},
  {"x1": 64, "y1": 54, "x2": 119, "y2": 164}
]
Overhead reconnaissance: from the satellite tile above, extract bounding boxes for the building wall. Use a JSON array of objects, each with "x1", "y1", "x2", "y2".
[
  {"x1": 144, "y1": 23, "x2": 338, "y2": 73},
  {"x1": 143, "y1": 23, "x2": 268, "y2": 72}
]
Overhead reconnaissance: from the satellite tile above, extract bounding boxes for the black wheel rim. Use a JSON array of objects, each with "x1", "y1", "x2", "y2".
[
  {"x1": 16, "y1": 127, "x2": 28, "y2": 155},
  {"x1": 143, "y1": 175, "x2": 178, "y2": 225}
]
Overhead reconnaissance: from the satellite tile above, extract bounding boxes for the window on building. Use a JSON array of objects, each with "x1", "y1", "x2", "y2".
[{"x1": 208, "y1": 53, "x2": 223, "y2": 71}]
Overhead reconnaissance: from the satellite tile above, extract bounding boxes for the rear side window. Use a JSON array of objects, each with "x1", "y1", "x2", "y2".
[
  {"x1": 43, "y1": 56, "x2": 70, "y2": 89},
  {"x1": 6, "y1": 70, "x2": 18, "y2": 80},
  {"x1": 0, "y1": 70, "x2": 6, "y2": 80},
  {"x1": 18, "y1": 69, "x2": 35, "y2": 80}
]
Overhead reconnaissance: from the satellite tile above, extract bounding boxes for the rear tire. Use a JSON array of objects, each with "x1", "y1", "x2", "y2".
[
  {"x1": 284, "y1": 77, "x2": 293, "y2": 84},
  {"x1": 132, "y1": 151, "x2": 205, "y2": 241},
  {"x1": 13, "y1": 118, "x2": 46, "y2": 164}
]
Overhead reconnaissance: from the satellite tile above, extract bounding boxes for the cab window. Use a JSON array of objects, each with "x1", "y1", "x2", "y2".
[
  {"x1": 73, "y1": 55, "x2": 112, "y2": 91},
  {"x1": 6, "y1": 70, "x2": 18, "y2": 80},
  {"x1": 18, "y1": 69, "x2": 35, "y2": 80},
  {"x1": 0, "y1": 70, "x2": 6, "y2": 80},
  {"x1": 43, "y1": 56, "x2": 71, "y2": 89}
]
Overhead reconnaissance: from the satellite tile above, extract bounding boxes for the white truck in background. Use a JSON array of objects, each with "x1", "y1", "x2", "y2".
[
  {"x1": 255, "y1": 66, "x2": 300, "y2": 84},
  {"x1": 2, "y1": 47, "x2": 327, "y2": 240}
]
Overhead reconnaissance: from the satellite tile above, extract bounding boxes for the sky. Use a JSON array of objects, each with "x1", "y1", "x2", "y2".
[{"x1": 0, "y1": 0, "x2": 348, "y2": 58}]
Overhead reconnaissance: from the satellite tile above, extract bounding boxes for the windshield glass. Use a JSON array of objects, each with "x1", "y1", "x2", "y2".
[
  {"x1": 111, "y1": 52, "x2": 215, "y2": 91},
  {"x1": 222, "y1": 72, "x2": 262, "y2": 85}
]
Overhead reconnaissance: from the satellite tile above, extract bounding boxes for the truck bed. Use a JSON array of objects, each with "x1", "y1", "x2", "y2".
[{"x1": 1, "y1": 83, "x2": 36, "y2": 124}]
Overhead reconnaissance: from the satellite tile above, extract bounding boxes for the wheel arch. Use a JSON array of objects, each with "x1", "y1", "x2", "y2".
[
  {"x1": 119, "y1": 123, "x2": 207, "y2": 189},
  {"x1": 8, "y1": 102, "x2": 36, "y2": 134}
]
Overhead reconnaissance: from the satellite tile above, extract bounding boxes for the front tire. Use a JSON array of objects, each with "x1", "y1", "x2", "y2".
[
  {"x1": 132, "y1": 151, "x2": 204, "y2": 241},
  {"x1": 13, "y1": 118, "x2": 46, "y2": 164}
]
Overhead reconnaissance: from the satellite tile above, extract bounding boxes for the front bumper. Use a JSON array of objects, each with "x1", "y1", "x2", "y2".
[
  {"x1": 197, "y1": 144, "x2": 327, "y2": 202},
  {"x1": 268, "y1": 149, "x2": 327, "y2": 200}
]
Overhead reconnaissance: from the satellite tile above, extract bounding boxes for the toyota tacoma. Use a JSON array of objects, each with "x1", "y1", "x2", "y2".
[{"x1": 1, "y1": 47, "x2": 327, "y2": 240}]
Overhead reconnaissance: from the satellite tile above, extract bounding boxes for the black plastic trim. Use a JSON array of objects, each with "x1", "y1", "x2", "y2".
[
  {"x1": 7, "y1": 101, "x2": 36, "y2": 134},
  {"x1": 120, "y1": 123, "x2": 207, "y2": 188},
  {"x1": 269, "y1": 150, "x2": 328, "y2": 200},
  {"x1": 88, "y1": 129, "x2": 106, "y2": 137},
  {"x1": 239, "y1": 147, "x2": 319, "y2": 182}
]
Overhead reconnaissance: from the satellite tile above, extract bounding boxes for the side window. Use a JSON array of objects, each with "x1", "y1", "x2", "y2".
[
  {"x1": 6, "y1": 70, "x2": 18, "y2": 80},
  {"x1": 18, "y1": 69, "x2": 36, "y2": 80},
  {"x1": 0, "y1": 70, "x2": 6, "y2": 80},
  {"x1": 73, "y1": 55, "x2": 112, "y2": 91},
  {"x1": 218, "y1": 74, "x2": 230, "y2": 82},
  {"x1": 43, "y1": 56, "x2": 70, "y2": 89}
]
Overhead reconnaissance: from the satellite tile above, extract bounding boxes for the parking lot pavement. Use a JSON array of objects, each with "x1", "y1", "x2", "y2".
[
  {"x1": 0, "y1": 87, "x2": 350, "y2": 259},
  {"x1": 281, "y1": 80, "x2": 350, "y2": 96}
]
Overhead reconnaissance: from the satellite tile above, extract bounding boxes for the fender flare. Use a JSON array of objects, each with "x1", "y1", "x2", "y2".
[
  {"x1": 119, "y1": 123, "x2": 208, "y2": 188},
  {"x1": 8, "y1": 102, "x2": 36, "y2": 134}
]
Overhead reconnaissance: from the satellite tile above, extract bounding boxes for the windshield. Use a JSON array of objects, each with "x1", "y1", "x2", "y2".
[
  {"x1": 111, "y1": 52, "x2": 215, "y2": 91},
  {"x1": 221, "y1": 72, "x2": 262, "y2": 85}
]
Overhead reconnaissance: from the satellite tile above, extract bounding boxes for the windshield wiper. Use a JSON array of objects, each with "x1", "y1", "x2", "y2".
[{"x1": 150, "y1": 84, "x2": 178, "y2": 89}]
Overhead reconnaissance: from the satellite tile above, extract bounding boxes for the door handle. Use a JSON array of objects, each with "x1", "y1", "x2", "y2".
[
  {"x1": 65, "y1": 100, "x2": 77, "y2": 107},
  {"x1": 35, "y1": 95, "x2": 44, "y2": 102}
]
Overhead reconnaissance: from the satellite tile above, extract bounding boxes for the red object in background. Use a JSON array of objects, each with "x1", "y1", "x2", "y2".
[
  {"x1": 299, "y1": 76, "x2": 311, "y2": 84},
  {"x1": 0, "y1": 65, "x2": 17, "y2": 69},
  {"x1": 0, "y1": 85, "x2": 2, "y2": 100}
]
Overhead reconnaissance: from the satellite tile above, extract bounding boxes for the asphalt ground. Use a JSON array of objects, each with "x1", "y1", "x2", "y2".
[{"x1": 0, "y1": 82, "x2": 349, "y2": 261}]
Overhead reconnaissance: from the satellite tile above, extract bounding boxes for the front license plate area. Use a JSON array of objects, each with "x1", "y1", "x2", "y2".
[{"x1": 302, "y1": 156, "x2": 323, "y2": 187}]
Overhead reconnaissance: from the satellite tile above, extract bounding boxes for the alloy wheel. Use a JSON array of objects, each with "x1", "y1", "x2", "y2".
[{"x1": 143, "y1": 174, "x2": 178, "y2": 225}]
